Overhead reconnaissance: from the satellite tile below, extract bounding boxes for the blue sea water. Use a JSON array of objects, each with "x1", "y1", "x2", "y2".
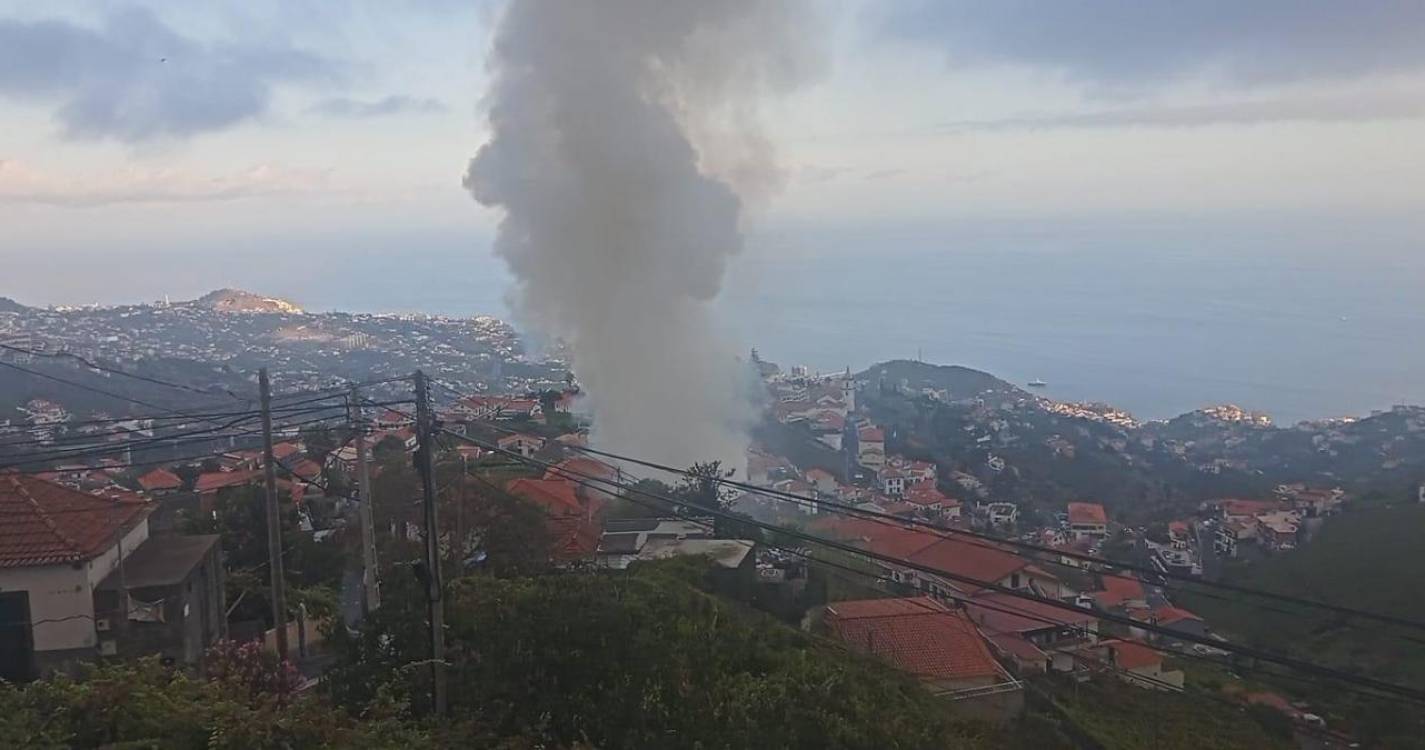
[
  {"x1": 715, "y1": 217, "x2": 1425, "y2": 424},
  {"x1": 18, "y1": 216, "x2": 1423, "y2": 425}
]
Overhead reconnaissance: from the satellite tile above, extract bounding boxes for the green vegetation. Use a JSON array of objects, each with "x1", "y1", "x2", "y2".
[
  {"x1": 1043, "y1": 679, "x2": 1293, "y2": 750},
  {"x1": 0, "y1": 644, "x2": 430, "y2": 749},
  {"x1": 327, "y1": 559, "x2": 997, "y2": 749},
  {"x1": 1178, "y1": 504, "x2": 1425, "y2": 745}
]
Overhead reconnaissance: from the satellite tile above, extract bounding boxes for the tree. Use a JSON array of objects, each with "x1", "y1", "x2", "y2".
[{"x1": 326, "y1": 560, "x2": 995, "y2": 748}]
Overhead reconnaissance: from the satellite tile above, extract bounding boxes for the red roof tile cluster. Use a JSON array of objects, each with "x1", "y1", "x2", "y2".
[
  {"x1": 1067, "y1": 502, "x2": 1107, "y2": 525},
  {"x1": 136, "y1": 467, "x2": 183, "y2": 492},
  {"x1": 1218, "y1": 498, "x2": 1285, "y2": 517},
  {"x1": 826, "y1": 597, "x2": 1003, "y2": 682},
  {"x1": 542, "y1": 457, "x2": 619, "y2": 485},
  {"x1": 907, "y1": 537, "x2": 1032, "y2": 594},
  {"x1": 858, "y1": 426, "x2": 885, "y2": 442},
  {"x1": 194, "y1": 469, "x2": 265, "y2": 494},
  {"x1": 272, "y1": 442, "x2": 304, "y2": 461},
  {"x1": 1149, "y1": 605, "x2": 1201, "y2": 625},
  {"x1": 1101, "y1": 639, "x2": 1161, "y2": 671},
  {"x1": 506, "y1": 478, "x2": 586, "y2": 517},
  {"x1": 966, "y1": 592, "x2": 1097, "y2": 636},
  {"x1": 905, "y1": 484, "x2": 956, "y2": 508},
  {"x1": 1093, "y1": 575, "x2": 1146, "y2": 608},
  {"x1": 0, "y1": 474, "x2": 151, "y2": 568}
]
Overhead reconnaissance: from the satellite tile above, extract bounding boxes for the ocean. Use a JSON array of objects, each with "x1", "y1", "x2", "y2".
[{"x1": 25, "y1": 215, "x2": 1423, "y2": 426}]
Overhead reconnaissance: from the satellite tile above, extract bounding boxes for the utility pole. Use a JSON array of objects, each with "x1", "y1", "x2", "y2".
[
  {"x1": 414, "y1": 370, "x2": 447, "y2": 715},
  {"x1": 259, "y1": 368, "x2": 289, "y2": 661},
  {"x1": 350, "y1": 387, "x2": 380, "y2": 614}
]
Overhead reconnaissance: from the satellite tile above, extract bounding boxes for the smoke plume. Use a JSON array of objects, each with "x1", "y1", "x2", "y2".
[{"x1": 464, "y1": 0, "x2": 819, "y2": 470}]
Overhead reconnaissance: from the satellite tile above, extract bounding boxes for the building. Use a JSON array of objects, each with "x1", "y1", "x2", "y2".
[
  {"x1": 92, "y1": 534, "x2": 225, "y2": 666},
  {"x1": 496, "y1": 432, "x2": 545, "y2": 459},
  {"x1": 822, "y1": 597, "x2": 1023, "y2": 722},
  {"x1": 0, "y1": 474, "x2": 224, "y2": 681},
  {"x1": 857, "y1": 426, "x2": 886, "y2": 469},
  {"x1": 596, "y1": 518, "x2": 711, "y2": 570},
  {"x1": 136, "y1": 468, "x2": 183, "y2": 495},
  {"x1": 505, "y1": 477, "x2": 607, "y2": 566},
  {"x1": 878, "y1": 466, "x2": 908, "y2": 497},
  {"x1": 1066, "y1": 502, "x2": 1108, "y2": 542},
  {"x1": 1093, "y1": 639, "x2": 1184, "y2": 690},
  {"x1": 543, "y1": 456, "x2": 623, "y2": 502},
  {"x1": 966, "y1": 592, "x2": 1099, "y2": 673}
]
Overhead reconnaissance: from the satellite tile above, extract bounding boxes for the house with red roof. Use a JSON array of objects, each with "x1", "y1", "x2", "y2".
[
  {"x1": 822, "y1": 597, "x2": 1023, "y2": 721},
  {"x1": 1092, "y1": 574, "x2": 1148, "y2": 612},
  {"x1": 813, "y1": 517, "x2": 1072, "y2": 601},
  {"x1": 1129, "y1": 605, "x2": 1208, "y2": 643},
  {"x1": 905, "y1": 484, "x2": 962, "y2": 521},
  {"x1": 1091, "y1": 639, "x2": 1184, "y2": 690},
  {"x1": 506, "y1": 477, "x2": 608, "y2": 566},
  {"x1": 966, "y1": 591, "x2": 1099, "y2": 673},
  {"x1": 136, "y1": 467, "x2": 183, "y2": 494},
  {"x1": 1066, "y1": 502, "x2": 1108, "y2": 542},
  {"x1": 543, "y1": 456, "x2": 622, "y2": 502},
  {"x1": 0, "y1": 474, "x2": 224, "y2": 680}
]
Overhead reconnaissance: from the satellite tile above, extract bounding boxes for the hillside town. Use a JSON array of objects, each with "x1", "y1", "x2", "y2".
[{"x1": 6, "y1": 331, "x2": 1415, "y2": 746}]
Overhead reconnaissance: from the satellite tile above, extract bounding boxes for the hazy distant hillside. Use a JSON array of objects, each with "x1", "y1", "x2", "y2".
[
  {"x1": 0, "y1": 297, "x2": 29, "y2": 314},
  {"x1": 192, "y1": 288, "x2": 303, "y2": 314},
  {"x1": 858, "y1": 359, "x2": 1022, "y2": 400}
]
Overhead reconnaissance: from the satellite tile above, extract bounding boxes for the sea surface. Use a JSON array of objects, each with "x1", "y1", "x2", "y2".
[{"x1": 21, "y1": 216, "x2": 1425, "y2": 425}]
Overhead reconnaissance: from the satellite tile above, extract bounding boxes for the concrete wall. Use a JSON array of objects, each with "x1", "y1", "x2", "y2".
[{"x1": 0, "y1": 564, "x2": 95, "y2": 654}]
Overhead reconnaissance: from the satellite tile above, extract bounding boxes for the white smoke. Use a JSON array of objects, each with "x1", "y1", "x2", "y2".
[{"x1": 464, "y1": 0, "x2": 820, "y2": 471}]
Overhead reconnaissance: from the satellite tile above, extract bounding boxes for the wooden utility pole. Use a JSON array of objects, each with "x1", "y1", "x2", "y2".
[
  {"x1": 414, "y1": 370, "x2": 447, "y2": 714},
  {"x1": 259, "y1": 368, "x2": 289, "y2": 661},
  {"x1": 350, "y1": 387, "x2": 381, "y2": 614}
]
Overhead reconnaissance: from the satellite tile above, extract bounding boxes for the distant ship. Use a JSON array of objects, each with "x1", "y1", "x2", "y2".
[{"x1": 1027, "y1": 379, "x2": 1047, "y2": 388}]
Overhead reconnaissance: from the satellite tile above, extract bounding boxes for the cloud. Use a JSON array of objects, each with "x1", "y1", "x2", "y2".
[
  {"x1": 940, "y1": 91, "x2": 1425, "y2": 131},
  {"x1": 879, "y1": 1, "x2": 1425, "y2": 90},
  {"x1": 309, "y1": 94, "x2": 447, "y2": 118},
  {"x1": 0, "y1": 7, "x2": 334, "y2": 143},
  {"x1": 0, "y1": 159, "x2": 332, "y2": 207}
]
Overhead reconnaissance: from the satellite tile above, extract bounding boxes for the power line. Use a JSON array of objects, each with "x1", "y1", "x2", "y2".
[
  {"x1": 431, "y1": 423, "x2": 1425, "y2": 704},
  {"x1": 508, "y1": 430, "x2": 1425, "y2": 635},
  {"x1": 503, "y1": 445, "x2": 1420, "y2": 718},
  {"x1": 0, "y1": 409, "x2": 350, "y2": 471},
  {"x1": 0, "y1": 343, "x2": 252, "y2": 403}
]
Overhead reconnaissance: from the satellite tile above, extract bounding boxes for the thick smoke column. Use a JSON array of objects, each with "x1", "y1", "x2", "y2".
[{"x1": 465, "y1": 0, "x2": 817, "y2": 469}]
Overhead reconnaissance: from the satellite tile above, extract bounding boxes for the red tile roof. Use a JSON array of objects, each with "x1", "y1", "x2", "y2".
[
  {"x1": 1067, "y1": 502, "x2": 1107, "y2": 525},
  {"x1": 0, "y1": 474, "x2": 151, "y2": 568},
  {"x1": 825, "y1": 597, "x2": 1003, "y2": 682},
  {"x1": 547, "y1": 516, "x2": 601, "y2": 562},
  {"x1": 1218, "y1": 498, "x2": 1285, "y2": 517},
  {"x1": 506, "y1": 478, "x2": 586, "y2": 517},
  {"x1": 858, "y1": 426, "x2": 885, "y2": 442},
  {"x1": 966, "y1": 592, "x2": 1098, "y2": 636},
  {"x1": 136, "y1": 467, "x2": 183, "y2": 492},
  {"x1": 1102, "y1": 639, "x2": 1162, "y2": 671},
  {"x1": 1150, "y1": 605, "x2": 1202, "y2": 625},
  {"x1": 272, "y1": 442, "x2": 303, "y2": 461},
  {"x1": 905, "y1": 484, "x2": 955, "y2": 507},
  {"x1": 194, "y1": 469, "x2": 264, "y2": 494},
  {"x1": 543, "y1": 457, "x2": 619, "y2": 485},
  {"x1": 1093, "y1": 575, "x2": 1146, "y2": 608},
  {"x1": 907, "y1": 537, "x2": 1031, "y2": 594}
]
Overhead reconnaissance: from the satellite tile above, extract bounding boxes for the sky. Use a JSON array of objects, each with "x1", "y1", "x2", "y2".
[{"x1": 2, "y1": 0, "x2": 1424, "y2": 308}]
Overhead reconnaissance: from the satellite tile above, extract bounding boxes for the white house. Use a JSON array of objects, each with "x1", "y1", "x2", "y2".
[{"x1": 0, "y1": 475, "x2": 149, "y2": 679}]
